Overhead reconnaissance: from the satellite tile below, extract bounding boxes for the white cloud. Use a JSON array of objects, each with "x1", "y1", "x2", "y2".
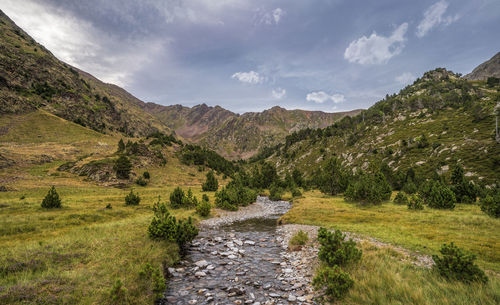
[
  {"x1": 1, "y1": 0, "x2": 166, "y2": 87},
  {"x1": 231, "y1": 71, "x2": 263, "y2": 84},
  {"x1": 271, "y1": 88, "x2": 286, "y2": 99},
  {"x1": 306, "y1": 91, "x2": 345, "y2": 104},
  {"x1": 273, "y1": 8, "x2": 285, "y2": 24},
  {"x1": 395, "y1": 72, "x2": 416, "y2": 85},
  {"x1": 416, "y1": 0, "x2": 459, "y2": 38},
  {"x1": 344, "y1": 23, "x2": 408, "y2": 65}
]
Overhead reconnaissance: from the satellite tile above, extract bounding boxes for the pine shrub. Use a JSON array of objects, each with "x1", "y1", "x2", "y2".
[
  {"x1": 169, "y1": 187, "x2": 185, "y2": 208},
  {"x1": 432, "y1": 242, "x2": 488, "y2": 283},
  {"x1": 344, "y1": 172, "x2": 391, "y2": 204},
  {"x1": 480, "y1": 190, "x2": 500, "y2": 218},
  {"x1": 269, "y1": 183, "x2": 284, "y2": 201},
  {"x1": 135, "y1": 177, "x2": 147, "y2": 186},
  {"x1": 109, "y1": 279, "x2": 127, "y2": 305},
  {"x1": 427, "y1": 182, "x2": 456, "y2": 209},
  {"x1": 125, "y1": 190, "x2": 140, "y2": 205},
  {"x1": 215, "y1": 183, "x2": 257, "y2": 211},
  {"x1": 202, "y1": 171, "x2": 218, "y2": 191},
  {"x1": 114, "y1": 155, "x2": 132, "y2": 179},
  {"x1": 143, "y1": 171, "x2": 150, "y2": 179},
  {"x1": 312, "y1": 265, "x2": 354, "y2": 301},
  {"x1": 289, "y1": 230, "x2": 308, "y2": 250},
  {"x1": 408, "y1": 195, "x2": 424, "y2": 210},
  {"x1": 393, "y1": 191, "x2": 409, "y2": 205},
  {"x1": 196, "y1": 199, "x2": 211, "y2": 217},
  {"x1": 317, "y1": 227, "x2": 362, "y2": 267},
  {"x1": 41, "y1": 186, "x2": 62, "y2": 208}
]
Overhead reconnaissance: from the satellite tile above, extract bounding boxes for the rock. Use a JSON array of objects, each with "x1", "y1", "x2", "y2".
[
  {"x1": 188, "y1": 300, "x2": 197, "y2": 304},
  {"x1": 228, "y1": 254, "x2": 238, "y2": 259},
  {"x1": 194, "y1": 260, "x2": 209, "y2": 268},
  {"x1": 234, "y1": 239, "x2": 243, "y2": 246},
  {"x1": 288, "y1": 295, "x2": 297, "y2": 302},
  {"x1": 194, "y1": 271, "x2": 206, "y2": 277},
  {"x1": 244, "y1": 240, "x2": 256, "y2": 245}
]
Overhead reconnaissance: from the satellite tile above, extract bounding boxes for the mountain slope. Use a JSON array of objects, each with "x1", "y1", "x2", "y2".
[
  {"x1": 0, "y1": 10, "x2": 169, "y2": 137},
  {"x1": 268, "y1": 68, "x2": 500, "y2": 184},
  {"x1": 465, "y1": 52, "x2": 500, "y2": 80},
  {"x1": 144, "y1": 103, "x2": 361, "y2": 159}
]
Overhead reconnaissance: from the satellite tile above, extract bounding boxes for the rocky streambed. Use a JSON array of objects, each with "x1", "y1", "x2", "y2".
[{"x1": 161, "y1": 197, "x2": 318, "y2": 305}]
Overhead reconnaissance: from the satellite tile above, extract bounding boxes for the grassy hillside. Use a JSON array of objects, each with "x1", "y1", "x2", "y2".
[{"x1": 269, "y1": 69, "x2": 500, "y2": 184}]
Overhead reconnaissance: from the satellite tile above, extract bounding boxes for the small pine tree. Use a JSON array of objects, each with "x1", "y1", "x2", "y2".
[
  {"x1": 480, "y1": 189, "x2": 500, "y2": 218},
  {"x1": 312, "y1": 265, "x2": 354, "y2": 302},
  {"x1": 114, "y1": 155, "x2": 132, "y2": 179},
  {"x1": 169, "y1": 187, "x2": 185, "y2": 208},
  {"x1": 41, "y1": 186, "x2": 62, "y2": 208},
  {"x1": 143, "y1": 171, "x2": 150, "y2": 179},
  {"x1": 125, "y1": 190, "x2": 140, "y2": 205},
  {"x1": 317, "y1": 227, "x2": 362, "y2": 267},
  {"x1": 117, "y1": 139, "x2": 125, "y2": 152},
  {"x1": 408, "y1": 194, "x2": 424, "y2": 210},
  {"x1": 202, "y1": 171, "x2": 218, "y2": 191},
  {"x1": 432, "y1": 242, "x2": 488, "y2": 283},
  {"x1": 393, "y1": 191, "x2": 409, "y2": 205}
]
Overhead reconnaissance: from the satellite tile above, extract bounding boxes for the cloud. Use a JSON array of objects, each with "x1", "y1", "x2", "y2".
[
  {"x1": 306, "y1": 91, "x2": 345, "y2": 104},
  {"x1": 271, "y1": 87, "x2": 286, "y2": 99},
  {"x1": 416, "y1": 0, "x2": 459, "y2": 38},
  {"x1": 231, "y1": 71, "x2": 264, "y2": 84},
  {"x1": 255, "y1": 7, "x2": 285, "y2": 25},
  {"x1": 395, "y1": 72, "x2": 416, "y2": 84},
  {"x1": 1, "y1": 0, "x2": 166, "y2": 87},
  {"x1": 344, "y1": 23, "x2": 408, "y2": 65}
]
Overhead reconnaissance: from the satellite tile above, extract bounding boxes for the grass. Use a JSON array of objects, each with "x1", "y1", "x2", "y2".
[
  {"x1": 342, "y1": 243, "x2": 500, "y2": 305},
  {"x1": 281, "y1": 191, "x2": 500, "y2": 272},
  {"x1": 0, "y1": 152, "x2": 219, "y2": 304}
]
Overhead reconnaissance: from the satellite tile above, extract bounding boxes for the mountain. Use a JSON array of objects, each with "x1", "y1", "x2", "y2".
[
  {"x1": 267, "y1": 68, "x2": 500, "y2": 184},
  {"x1": 144, "y1": 103, "x2": 361, "y2": 159},
  {"x1": 465, "y1": 52, "x2": 500, "y2": 80},
  {"x1": 0, "y1": 10, "x2": 169, "y2": 137}
]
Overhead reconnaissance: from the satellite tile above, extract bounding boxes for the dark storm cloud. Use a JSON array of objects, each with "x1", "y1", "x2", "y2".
[{"x1": 1, "y1": 0, "x2": 499, "y2": 113}]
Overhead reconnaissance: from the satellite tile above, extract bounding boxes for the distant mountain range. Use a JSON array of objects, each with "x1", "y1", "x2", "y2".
[{"x1": 0, "y1": 9, "x2": 359, "y2": 159}]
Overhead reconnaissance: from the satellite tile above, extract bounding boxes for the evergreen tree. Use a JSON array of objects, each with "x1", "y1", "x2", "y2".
[
  {"x1": 41, "y1": 186, "x2": 62, "y2": 208},
  {"x1": 114, "y1": 155, "x2": 132, "y2": 179},
  {"x1": 117, "y1": 138, "x2": 125, "y2": 152},
  {"x1": 316, "y1": 157, "x2": 349, "y2": 195},
  {"x1": 202, "y1": 171, "x2": 219, "y2": 191}
]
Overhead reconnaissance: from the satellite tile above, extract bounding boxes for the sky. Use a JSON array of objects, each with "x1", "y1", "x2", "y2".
[{"x1": 1, "y1": 0, "x2": 499, "y2": 113}]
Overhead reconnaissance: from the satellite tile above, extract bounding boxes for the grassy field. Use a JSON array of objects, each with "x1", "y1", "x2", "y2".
[
  {"x1": 282, "y1": 191, "x2": 500, "y2": 304},
  {"x1": 0, "y1": 155, "x2": 219, "y2": 304}
]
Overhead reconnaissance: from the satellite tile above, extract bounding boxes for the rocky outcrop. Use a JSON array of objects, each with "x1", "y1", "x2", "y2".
[{"x1": 465, "y1": 52, "x2": 500, "y2": 80}]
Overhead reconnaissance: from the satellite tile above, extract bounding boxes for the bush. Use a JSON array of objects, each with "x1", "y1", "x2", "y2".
[
  {"x1": 202, "y1": 171, "x2": 218, "y2": 191},
  {"x1": 114, "y1": 155, "x2": 132, "y2": 179},
  {"x1": 289, "y1": 230, "x2": 308, "y2": 251},
  {"x1": 41, "y1": 186, "x2": 62, "y2": 208},
  {"x1": 136, "y1": 177, "x2": 148, "y2": 186},
  {"x1": 402, "y1": 181, "x2": 417, "y2": 194},
  {"x1": 432, "y1": 242, "x2": 488, "y2": 284},
  {"x1": 269, "y1": 183, "x2": 284, "y2": 201},
  {"x1": 317, "y1": 227, "x2": 362, "y2": 267},
  {"x1": 143, "y1": 171, "x2": 150, "y2": 179},
  {"x1": 202, "y1": 194, "x2": 209, "y2": 202},
  {"x1": 480, "y1": 190, "x2": 500, "y2": 218},
  {"x1": 312, "y1": 266, "x2": 354, "y2": 302},
  {"x1": 105, "y1": 203, "x2": 112, "y2": 209},
  {"x1": 169, "y1": 187, "x2": 185, "y2": 208},
  {"x1": 196, "y1": 199, "x2": 211, "y2": 217},
  {"x1": 182, "y1": 189, "x2": 198, "y2": 207},
  {"x1": 427, "y1": 182, "x2": 456, "y2": 209},
  {"x1": 314, "y1": 157, "x2": 349, "y2": 195},
  {"x1": 344, "y1": 172, "x2": 391, "y2": 204},
  {"x1": 215, "y1": 182, "x2": 257, "y2": 211},
  {"x1": 291, "y1": 188, "x2": 302, "y2": 197},
  {"x1": 148, "y1": 197, "x2": 198, "y2": 251},
  {"x1": 450, "y1": 164, "x2": 477, "y2": 203},
  {"x1": 109, "y1": 279, "x2": 127, "y2": 305},
  {"x1": 408, "y1": 195, "x2": 424, "y2": 210},
  {"x1": 393, "y1": 191, "x2": 409, "y2": 205},
  {"x1": 125, "y1": 190, "x2": 140, "y2": 205}
]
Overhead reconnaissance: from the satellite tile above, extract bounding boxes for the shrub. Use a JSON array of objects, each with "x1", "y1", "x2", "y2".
[
  {"x1": 143, "y1": 171, "x2": 150, "y2": 179},
  {"x1": 215, "y1": 183, "x2": 257, "y2": 211},
  {"x1": 169, "y1": 187, "x2": 185, "y2": 208},
  {"x1": 432, "y1": 242, "x2": 488, "y2": 284},
  {"x1": 138, "y1": 263, "x2": 165, "y2": 301},
  {"x1": 291, "y1": 188, "x2": 302, "y2": 197},
  {"x1": 427, "y1": 182, "x2": 456, "y2": 209},
  {"x1": 317, "y1": 228, "x2": 362, "y2": 267},
  {"x1": 408, "y1": 195, "x2": 424, "y2": 210},
  {"x1": 289, "y1": 230, "x2": 308, "y2": 251},
  {"x1": 105, "y1": 203, "x2": 112, "y2": 209},
  {"x1": 402, "y1": 181, "x2": 417, "y2": 194},
  {"x1": 117, "y1": 139, "x2": 125, "y2": 152},
  {"x1": 148, "y1": 197, "x2": 198, "y2": 251},
  {"x1": 393, "y1": 191, "x2": 409, "y2": 205},
  {"x1": 125, "y1": 190, "x2": 140, "y2": 205},
  {"x1": 196, "y1": 199, "x2": 211, "y2": 217},
  {"x1": 136, "y1": 177, "x2": 148, "y2": 186},
  {"x1": 202, "y1": 171, "x2": 218, "y2": 191},
  {"x1": 182, "y1": 189, "x2": 198, "y2": 207},
  {"x1": 312, "y1": 265, "x2": 354, "y2": 301},
  {"x1": 41, "y1": 186, "x2": 62, "y2": 208},
  {"x1": 114, "y1": 155, "x2": 132, "y2": 179},
  {"x1": 202, "y1": 194, "x2": 209, "y2": 202},
  {"x1": 314, "y1": 157, "x2": 349, "y2": 195},
  {"x1": 269, "y1": 183, "x2": 284, "y2": 201},
  {"x1": 344, "y1": 172, "x2": 391, "y2": 204},
  {"x1": 109, "y1": 279, "x2": 127, "y2": 305},
  {"x1": 480, "y1": 190, "x2": 500, "y2": 218}
]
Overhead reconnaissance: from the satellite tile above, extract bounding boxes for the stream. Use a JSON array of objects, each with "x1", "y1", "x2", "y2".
[{"x1": 161, "y1": 197, "x2": 315, "y2": 305}]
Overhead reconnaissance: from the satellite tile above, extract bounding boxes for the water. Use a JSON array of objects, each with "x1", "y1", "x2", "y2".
[{"x1": 161, "y1": 199, "x2": 311, "y2": 304}]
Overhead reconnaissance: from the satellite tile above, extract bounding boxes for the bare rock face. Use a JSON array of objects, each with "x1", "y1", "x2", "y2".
[{"x1": 465, "y1": 52, "x2": 500, "y2": 80}]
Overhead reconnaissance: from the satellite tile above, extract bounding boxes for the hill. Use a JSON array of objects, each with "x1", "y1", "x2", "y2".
[
  {"x1": 266, "y1": 68, "x2": 500, "y2": 184},
  {"x1": 465, "y1": 52, "x2": 500, "y2": 81},
  {"x1": 144, "y1": 103, "x2": 361, "y2": 159}
]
